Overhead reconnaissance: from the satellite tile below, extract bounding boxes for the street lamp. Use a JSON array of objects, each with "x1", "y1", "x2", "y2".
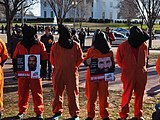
[{"x1": 72, "y1": 0, "x2": 77, "y2": 29}]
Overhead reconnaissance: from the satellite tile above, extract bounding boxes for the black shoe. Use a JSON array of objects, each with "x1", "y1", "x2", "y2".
[
  {"x1": 36, "y1": 114, "x2": 43, "y2": 120},
  {"x1": 103, "y1": 117, "x2": 110, "y2": 120},
  {"x1": 85, "y1": 117, "x2": 93, "y2": 120},
  {"x1": 52, "y1": 113, "x2": 62, "y2": 120},
  {"x1": 131, "y1": 117, "x2": 144, "y2": 120},
  {"x1": 48, "y1": 76, "x2": 52, "y2": 80},
  {"x1": 66, "y1": 116, "x2": 79, "y2": 120},
  {"x1": 13, "y1": 77, "x2": 17, "y2": 80},
  {"x1": 48, "y1": 74, "x2": 52, "y2": 80},
  {"x1": 42, "y1": 76, "x2": 47, "y2": 80},
  {"x1": 117, "y1": 118, "x2": 127, "y2": 120},
  {"x1": 15, "y1": 113, "x2": 24, "y2": 119},
  {"x1": 0, "y1": 110, "x2": 2, "y2": 119}
]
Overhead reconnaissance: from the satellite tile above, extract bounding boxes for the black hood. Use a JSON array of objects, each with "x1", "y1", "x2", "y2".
[
  {"x1": 93, "y1": 30, "x2": 111, "y2": 54},
  {"x1": 21, "y1": 24, "x2": 38, "y2": 49},
  {"x1": 58, "y1": 24, "x2": 73, "y2": 49},
  {"x1": 128, "y1": 26, "x2": 150, "y2": 48}
]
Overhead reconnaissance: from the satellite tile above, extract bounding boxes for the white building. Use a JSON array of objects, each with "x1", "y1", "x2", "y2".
[
  {"x1": 92, "y1": 0, "x2": 119, "y2": 20},
  {"x1": 40, "y1": 0, "x2": 54, "y2": 18},
  {"x1": 37, "y1": 0, "x2": 119, "y2": 20},
  {"x1": 67, "y1": 0, "x2": 92, "y2": 20}
]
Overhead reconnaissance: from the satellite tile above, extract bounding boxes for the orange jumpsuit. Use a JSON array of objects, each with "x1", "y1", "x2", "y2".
[
  {"x1": 116, "y1": 41, "x2": 148, "y2": 119},
  {"x1": 0, "y1": 38, "x2": 8, "y2": 110},
  {"x1": 84, "y1": 48, "x2": 115, "y2": 119},
  {"x1": 50, "y1": 42, "x2": 83, "y2": 117},
  {"x1": 13, "y1": 41, "x2": 48, "y2": 115},
  {"x1": 156, "y1": 56, "x2": 160, "y2": 75}
]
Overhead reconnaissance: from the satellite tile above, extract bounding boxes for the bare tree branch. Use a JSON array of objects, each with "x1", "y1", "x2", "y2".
[
  {"x1": 46, "y1": 0, "x2": 83, "y2": 24},
  {"x1": 135, "y1": 0, "x2": 160, "y2": 66},
  {"x1": 0, "y1": 0, "x2": 39, "y2": 51},
  {"x1": 118, "y1": 0, "x2": 139, "y2": 27}
]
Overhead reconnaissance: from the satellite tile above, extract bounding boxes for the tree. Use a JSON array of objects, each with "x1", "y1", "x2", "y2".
[
  {"x1": 0, "y1": 0, "x2": 38, "y2": 50},
  {"x1": 45, "y1": 0, "x2": 83, "y2": 24},
  {"x1": 135, "y1": 0, "x2": 160, "y2": 66},
  {"x1": 118, "y1": 0, "x2": 139, "y2": 27},
  {"x1": 76, "y1": 0, "x2": 91, "y2": 28},
  {"x1": 0, "y1": 4, "x2": 5, "y2": 18},
  {"x1": 135, "y1": 0, "x2": 160, "y2": 48}
]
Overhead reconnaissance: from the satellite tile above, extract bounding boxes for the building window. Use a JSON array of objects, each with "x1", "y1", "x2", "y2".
[
  {"x1": 110, "y1": 12, "x2": 112, "y2": 19},
  {"x1": 44, "y1": 1, "x2": 47, "y2": 7},
  {"x1": 110, "y1": 2, "x2": 113, "y2": 8},
  {"x1": 117, "y1": 12, "x2": 120, "y2": 19},
  {"x1": 51, "y1": 11, "x2": 53, "y2": 18},
  {"x1": 102, "y1": 12, "x2": 105, "y2": 20},
  {"x1": 44, "y1": 11, "x2": 47, "y2": 18},
  {"x1": 102, "y1": 2, "x2": 106, "y2": 11}
]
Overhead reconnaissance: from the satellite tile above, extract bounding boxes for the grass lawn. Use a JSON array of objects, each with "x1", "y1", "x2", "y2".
[{"x1": 2, "y1": 81, "x2": 159, "y2": 120}]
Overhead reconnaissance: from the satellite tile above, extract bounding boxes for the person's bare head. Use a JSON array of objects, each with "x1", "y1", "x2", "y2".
[
  {"x1": 106, "y1": 27, "x2": 111, "y2": 33},
  {"x1": 45, "y1": 26, "x2": 51, "y2": 35}
]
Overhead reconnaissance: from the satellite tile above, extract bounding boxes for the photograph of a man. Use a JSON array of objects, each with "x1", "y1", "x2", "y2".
[
  {"x1": 28, "y1": 55, "x2": 37, "y2": 71},
  {"x1": 97, "y1": 57, "x2": 114, "y2": 74}
]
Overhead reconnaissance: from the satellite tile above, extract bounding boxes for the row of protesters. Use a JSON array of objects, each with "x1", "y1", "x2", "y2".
[
  {"x1": 10, "y1": 24, "x2": 83, "y2": 120},
  {"x1": 34, "y1": 25, "x2": 56, "y2": 34},
  {"x1": 40, "y1": 26, "x2": 54, "y2": 80},
  {"x1": 49, "y1": 25, "x2": 150, "y2": 120},
  {"x1": 0, "y1": 24, "x2": 151, "y2": 120},
  {"x1": 9, "y1": 26, "x2": 114, "y2": 81},
  {"x1": 84, "y1": 26, "x2": 150, "y2": 120},
  {"x1": 0, "y1": 25, "x2": 113, "y2": 120}
]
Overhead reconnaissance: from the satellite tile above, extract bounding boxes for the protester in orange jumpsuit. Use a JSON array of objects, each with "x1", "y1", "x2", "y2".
[
  {"x1": 50, "y1": 24, "x2": 83, "y2": 120},
  {"x1": 116, "y1": 26, "x2": 150, "y2": 120},
  {"x1": 156, "y1": 56, "x2": 160, "y2": 84},
  {"x1": 13, "y1": 24, "x2": 48, "y2": 120},
  {"x1": 84, "y1": 31, "x2": 115, "y2": 120},
  {"x1": 156, "y1": 56, "x2": 160, "y2": 76},
  {"x1": 0, "y1": 38, "x2": 8, "y2": 118}
]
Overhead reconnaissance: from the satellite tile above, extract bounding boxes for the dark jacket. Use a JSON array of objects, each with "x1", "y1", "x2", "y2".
[
  {"x1": 40, "y1": 34, "x2": 54, "y2": 53},
  {"x1": 10, "y1": 34, "x2": 23, "y2": 57},
  {"x1": 78, "y1": 31, "x2": 86, "y2": 41}
]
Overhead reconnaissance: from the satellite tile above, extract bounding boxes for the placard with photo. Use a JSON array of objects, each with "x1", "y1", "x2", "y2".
[
  {"x1": 17, "y1": 54, "x2": 40, "y2": 79},
  {"x1": 90, "y1": 57, "x2": 115, "y2": 82}
]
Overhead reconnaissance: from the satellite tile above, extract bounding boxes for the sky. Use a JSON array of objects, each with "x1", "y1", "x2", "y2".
[{"x1": 30, "y1": 0, "x2": 41, "y2": 16}]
